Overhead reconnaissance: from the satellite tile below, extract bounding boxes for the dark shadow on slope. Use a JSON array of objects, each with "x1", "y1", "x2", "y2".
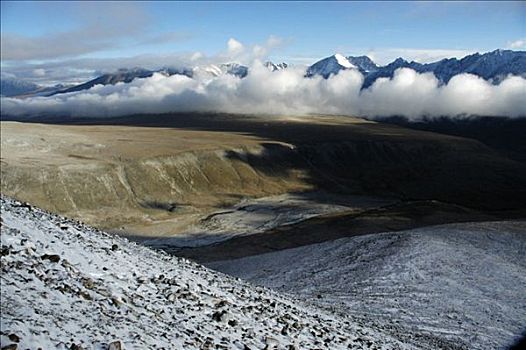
[
  {"x1": 172, "y1": 200, "x2": 526, "y2": 263},
  {"x1": 507, "y1": 332, "x2": 526, "y2": 350},
  {"x1": 377, "y1": 116, "x2": 526, "y2": 163}
]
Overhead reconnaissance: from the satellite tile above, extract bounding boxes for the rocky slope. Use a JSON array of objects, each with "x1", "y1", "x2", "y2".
[{"x1": 1, "y1": 195, "x2": 424, "y2": 350}]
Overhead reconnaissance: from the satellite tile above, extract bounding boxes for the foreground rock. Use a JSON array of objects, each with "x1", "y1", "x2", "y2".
[{"x1": 1, "y1": 196, "x2": 416, "y2": 349}]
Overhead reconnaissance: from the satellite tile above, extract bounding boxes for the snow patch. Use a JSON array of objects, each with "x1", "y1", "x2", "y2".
[{"x1": 334, "y1": 54, "x2": 355, "y2": 69}]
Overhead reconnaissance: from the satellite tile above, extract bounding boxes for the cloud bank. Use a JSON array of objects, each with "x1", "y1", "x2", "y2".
[{"x1": 1, "y1": 62, "x2": 525, "y2": 120}]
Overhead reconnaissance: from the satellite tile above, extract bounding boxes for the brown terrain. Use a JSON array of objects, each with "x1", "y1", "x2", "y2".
[{"x1": 2, "y1": 113, "x2": 526, "y2": 259}]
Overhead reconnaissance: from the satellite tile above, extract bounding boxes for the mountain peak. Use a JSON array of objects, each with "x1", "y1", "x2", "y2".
[
  {"x1": 346, "y1": 55, "x2": 379, "y2": 73},
  {"x1": 305, "y1": 54, "x2": 357, "y2": 78},
  {"x1": 392, "y1": 57, "x2": 408, "y2": 65}
]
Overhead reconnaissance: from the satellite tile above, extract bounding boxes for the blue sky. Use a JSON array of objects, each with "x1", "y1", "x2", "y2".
[{"x1": 1, "y1": 1, "x2": 525, "y2": 83}]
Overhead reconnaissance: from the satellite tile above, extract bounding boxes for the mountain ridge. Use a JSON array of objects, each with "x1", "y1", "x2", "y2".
[{"x1": 2, "y1": 49, "x2": 524, "y2": 97}]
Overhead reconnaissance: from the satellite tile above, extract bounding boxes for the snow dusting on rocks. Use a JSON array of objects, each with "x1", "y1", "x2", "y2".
[
  {"x1": 1, "y1": 196, "x2": 412, "y2": 350},
  {"x1": 211, "y1": 221, "x2": 526, "y2": 350}
]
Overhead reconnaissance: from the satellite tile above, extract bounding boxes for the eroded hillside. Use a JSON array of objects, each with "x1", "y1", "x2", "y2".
[{"x1": 2, "y1": 114, "x2": 526, "y2": 238}]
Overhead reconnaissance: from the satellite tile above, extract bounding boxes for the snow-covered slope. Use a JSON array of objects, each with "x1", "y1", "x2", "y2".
[
  {"x1": 0, "y1": 196, "x2": 419, "y2": 350},
  {"x1": 211, "y1": 221, "x2": 526, "y2": 350}
]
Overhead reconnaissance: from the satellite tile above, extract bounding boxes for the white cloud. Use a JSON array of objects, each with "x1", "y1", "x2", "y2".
[
  {"x1": 2, "y1": 63, "x2": 525, "y2": 120},
  {"x1": 190, "y1": 52, "x2": 203, "y2": 61},
  {"x1": 227, "y1": 38, "x2": 244, "y2": 56},
  {"x1": 0, "y1": 2, "x2": 188, "y2": 61},
  {"x1": 252, "y1": 36, "x2": 285, "y2": 58},
  {"x1": 1, "y1": 35, "x2": 290, "y2": 86},
  {"x1": 507, "y1": 39, "x2": 526, "y2": 49}
]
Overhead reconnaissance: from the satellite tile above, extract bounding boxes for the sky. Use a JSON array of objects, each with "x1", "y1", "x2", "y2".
[{"x1": 1, "y1": 1, "x2": 525, "y2": 84}]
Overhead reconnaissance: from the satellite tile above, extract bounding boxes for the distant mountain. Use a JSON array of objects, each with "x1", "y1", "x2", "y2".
[
  {"x1": 0, "y1": 77, "x2": 73, "y2": 98},
  {"x1": 360, "y1": 57, "x2": 418, "y2": 88},
  {"x1": 425, "y1": 49, "x2": 526, "y2": 83},
  {"x1": 157, "y1": 67, "x2": 194, "y2": 78},
  {"x1": 51, "y1": 64, "x2": 250, "y2": 96},
  {"x1": 346, "y1": 55, "x2": 379, "y2": 74},
  {"x1": 50, "y1": 68, "x2": 157, "y2": 95},
  {"x1": 1, "y1": 77, "x2": 40, "y2": 97},
  {"x1": 306, "y1": 49, "x2": 526, "y2": 88},
  {"x1": 264, "y1": 61, "x2": 288, "y2": 71},
  {"x1": 192, "y1": 63, "x2": 248, "y2": 78},
  {"x1": 220, "y1": 63, "x2": 248, "y2": 78},
  {"x1": 25, "y1": 84, "x2": 74, "y2": 97},
  {"x1": 305, "y1": 54, "x2": 356, "y2": 78},
  {"x1": 3, "y1": 49, "x2": 523, "y2": 98},
  {"x1": 363, "y1": 49, "x2": 526, "y2": 87}
]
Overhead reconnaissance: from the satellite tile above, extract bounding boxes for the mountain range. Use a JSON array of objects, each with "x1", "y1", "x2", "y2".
[
  {"x1": 306, "y1": 49, "x2": 526, "y2": 87},
  {"x1": 1, "y1": 49, "x2": 524, "y2": 97}
]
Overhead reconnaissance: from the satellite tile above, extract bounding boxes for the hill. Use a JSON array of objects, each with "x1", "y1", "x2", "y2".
[
  {"x1": 211, "y1": 220, "x2": 526, "y2": 350},
  {"x1": 1, "y1": 195, "x2": 430, "y2": 349}
]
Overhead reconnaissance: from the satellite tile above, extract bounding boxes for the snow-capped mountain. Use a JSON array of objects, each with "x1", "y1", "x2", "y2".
[
  {"x1": 307, "y1": 49, "x2": 526, "y2": 88},
  {"x1": 361, "y1": 49, "x2": 526, "y2": 87},
  {"x1": 304, "y1": 53, "x2": 379, "y2": 78},
  {"x1": 157, "y1": 66, "x2": 194, "y2": 78},
  {"x1": 425, "y1": 49, "x2": 526, "y2": 83},
  {"x1": 3, "y1": 49, "x2": 524, "y2": 98},
  {"x1": 193, "y1": 63, "x2": 249, "y2": 79},
  {"x1": 305, "y1": 54, "x2": 356, "y2": 78},
  {"x1": 0, "y1": 196, "x2": 414, "y2": 349},
  {"x1": 191, "y1": 64, "x2": 224, "y2": 78},
  {"x1": 265, "y1": 61, "x2": 289, "y2": 71},
  {"x1": 51, "y1": 64, "x2": 249, "y2": 95}
]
